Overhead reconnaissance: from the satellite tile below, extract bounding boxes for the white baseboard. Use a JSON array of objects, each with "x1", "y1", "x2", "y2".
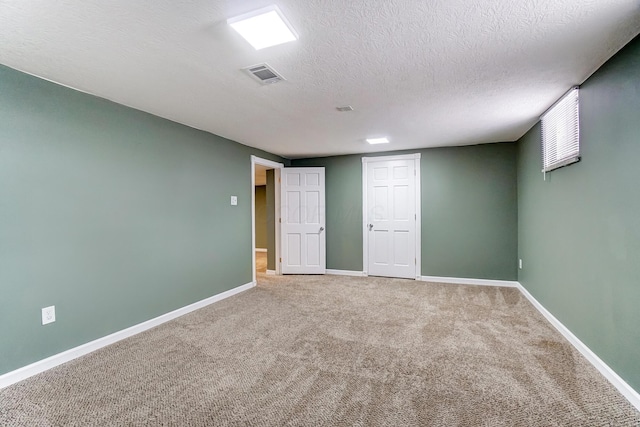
[
  {"x1": 266, "y1": 270, "x2": 276, "y2": 275},
  {"x1": 516, "y1": 283, "x2": 640, "y2": 411},
  {"x1": 420, "y1": 275, "x2": 640, "y2": 410},
  {"x1": 326, "y1": 269, "x2": 366, "y2": 277},
  {"x1": 3, "y1": 277, "x2": 638, "y2": 412},
  {"x1": 255, "y1": 248, "x2": 267, "y2": 253},
  {"x1": 0, "y1": 281, "x2": 256, "y2": 390},
  {"x1": 420, "y1": 275, "x2": 519, "y2": 288}
]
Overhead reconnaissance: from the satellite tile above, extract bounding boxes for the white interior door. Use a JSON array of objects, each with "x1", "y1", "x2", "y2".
[
  {"x1": 281, "y1": 168, "x2": 326, "y2": 274},
  {"x1": 364, "y1": 156, "x2": 420, "y2": 279}
]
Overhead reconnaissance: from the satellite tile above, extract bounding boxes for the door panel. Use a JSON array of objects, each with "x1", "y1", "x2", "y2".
[
  {"x1": 305, "y1": 191, "x2": 320, "y2": 223},
  {"x1": 366, "y1": 159, "x2": 417, "y2": 279},
  {"x1": 394, "y1": 185, "x2": 409, "y2": 219},
  {"x1": 393, "y1": 231, "x2": 410, "y2": 266},
  {"x1": 281, "y1": 168, "x2": 326, "y2": 274},
  {"x1": 286, "y1": 234, "x2": 301, "y2": 266},
  {"x1": 307, "y1": 234, "x2": 320, "y2": 266},
  {"x1": 373, "y1": 230, "x2": 389, "y2": 264},
  {"x1": 287, "y1": 191, "x2": 301, "y2": 223}
]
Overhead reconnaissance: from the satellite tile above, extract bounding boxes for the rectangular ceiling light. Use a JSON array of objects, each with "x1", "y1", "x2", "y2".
[
  {"x1": 228, "y1": 5, "x2": 298, "y2": 50},
  {"x1": 366, "y1": 137, "x2": 390, "y2": 145}
]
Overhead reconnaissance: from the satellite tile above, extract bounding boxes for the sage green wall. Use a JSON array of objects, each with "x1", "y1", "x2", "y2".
[
  {"x1": 0, "y1": 64, "x2": 285, "y2": 375},
  {"x1": 293, "y1": 143, "x2": 518, "y2": 280},
  {"x1": 254, "y1": 186, "x2": 267, "y2": 249},
  {"x1": 517, "y1": 36, "x2": 640, "y2": 391},
  {"x1": 266, "y1": 170, "x2": 276, "y2": 270},
  {"x1": 291, "y1": 155, "x2": 364, "y2": 271}
]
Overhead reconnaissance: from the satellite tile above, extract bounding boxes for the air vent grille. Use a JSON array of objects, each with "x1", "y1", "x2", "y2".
[{"x1": 244, "y1": 63, "x2": 285, "y2": 85}]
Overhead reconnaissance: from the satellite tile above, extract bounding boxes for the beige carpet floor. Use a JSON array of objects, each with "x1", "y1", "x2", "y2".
[{"x1": 1, "y1": 274, "x2": 639, "y2": 426}]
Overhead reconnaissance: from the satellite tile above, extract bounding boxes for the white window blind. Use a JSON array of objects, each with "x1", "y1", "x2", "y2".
[{"x1": 541, "y1": 87, "x2": 580, "y2": 173}]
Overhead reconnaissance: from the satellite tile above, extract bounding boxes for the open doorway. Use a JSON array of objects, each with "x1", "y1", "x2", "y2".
[
  {"x1": 254, "y1": 165, "x2": 269, "y2": 274},
  {"x1": 251, "y1": 156, "x2": 283, "y2": 284}
]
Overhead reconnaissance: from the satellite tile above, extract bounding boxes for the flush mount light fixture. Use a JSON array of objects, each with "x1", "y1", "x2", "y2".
[
  {"x1": 228, "y1": 5, "x2": 298, "y2": 50},
  {"x1": 366, "y1": 137, "x2": 390, "y2": 145}
]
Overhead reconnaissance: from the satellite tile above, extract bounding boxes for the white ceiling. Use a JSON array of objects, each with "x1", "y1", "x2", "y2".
[{"x1": 1, "y1": 1, "x2": 639, "y2": 159}]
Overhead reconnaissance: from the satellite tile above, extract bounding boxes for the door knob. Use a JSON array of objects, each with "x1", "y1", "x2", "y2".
[
  {"x1": 319, "y1": 227, "x2": 325, "y2": 233},
  {"x1": 368, "y1": 224, "x2": 373, "y2": 231}
]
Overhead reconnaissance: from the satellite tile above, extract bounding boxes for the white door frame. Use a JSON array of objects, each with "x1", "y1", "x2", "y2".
[
  {"x1": 251, "y1": 155, "x2": 284, "y2": 284},
  {"x1": 362, "y1": 153, "x2": 421, "y2": 279}
]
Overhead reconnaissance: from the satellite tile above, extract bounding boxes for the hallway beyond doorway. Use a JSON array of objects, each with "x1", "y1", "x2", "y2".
[{"x1": 256, "y1": 251, "x2": 267, "y2": 274}]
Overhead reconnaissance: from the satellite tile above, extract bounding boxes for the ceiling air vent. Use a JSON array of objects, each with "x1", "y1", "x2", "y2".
[{"x1": 244, "y1": 63, "x2": 285, "y2": 85}]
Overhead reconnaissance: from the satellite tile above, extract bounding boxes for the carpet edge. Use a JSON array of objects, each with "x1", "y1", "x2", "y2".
[
  {"x1": 516, "y1": 282, "x2": 640, "y2": 412},
  {"x1": 0, "y1": 281, "x2": 256, "y2": 390}
]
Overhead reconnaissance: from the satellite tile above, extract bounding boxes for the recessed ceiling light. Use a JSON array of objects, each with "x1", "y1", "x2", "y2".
[
  {"x1": 366, "y1": 137, "x2": 390, "y2": 145},
  {"x1": 228, "y1": 5, "x2": 298, "y2": 50}
]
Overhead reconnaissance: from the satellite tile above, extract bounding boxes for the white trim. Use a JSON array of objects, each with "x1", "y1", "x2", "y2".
[
  {"x1": 414, "y1": 158, "x2": 421, "y2": 279},
  {"x1": 3, "y1": 276, "x2": 638, "y2": 412},
  {"x1": 326, "y1": 269, "x2": 366, "y2": 277},
  {"x1": 418, "y1": 275, "x2": 640, "y2": 410},
  {"x1": 255, "y1": 248, "x2": 267, "y2": 253},
  {"x1": 362, "y1": 153, "x2": 421, "y2": 278},
  {"x1": 516, "y1": 283, "x2": 640, "y2": 411},
  {"x1": 419, "y1": 275, "x2": 520, "y2": 287},
  {"x1": 362, "y1": 153, "x2": 421, "y2": 163},
  {"x1": 0, "y1": 281, "x2": 255, "y2": 390},
  {"x1": 251, "y1": 155, "x2": 284, "y2": 284},
  {"x1": 274, "y1": 168, "x2": 281, "y2": 275},
  {"x1": 266, "y1": 269, "x2": 276, "y2": 275},
  {"x1": 250, "y1": 156, "x2": 284, "y2": 170},
  {"x1": 362, "y1": 160, "x2": 368, "y2": 275}
]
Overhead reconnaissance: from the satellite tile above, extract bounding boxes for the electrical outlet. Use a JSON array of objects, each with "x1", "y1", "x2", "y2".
[
  {"x1": 230, "y1": 196, "x2": 238, "y2": 206},
  {"x1": 42, "y1": 306, "x2": 56, "y2": 325},
  {"x1": 519, "y1": 259, "x2": 523, "y2": 269}
]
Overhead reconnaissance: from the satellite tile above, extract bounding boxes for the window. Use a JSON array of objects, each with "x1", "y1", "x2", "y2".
[{"x1": 541, "y1": 87, "x2": 580, "y2": 173}]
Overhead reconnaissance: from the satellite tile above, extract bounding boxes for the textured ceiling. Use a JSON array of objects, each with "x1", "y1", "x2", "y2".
[{"x1": 1, "y1": 0, "x2": 639, "y2": 158}]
